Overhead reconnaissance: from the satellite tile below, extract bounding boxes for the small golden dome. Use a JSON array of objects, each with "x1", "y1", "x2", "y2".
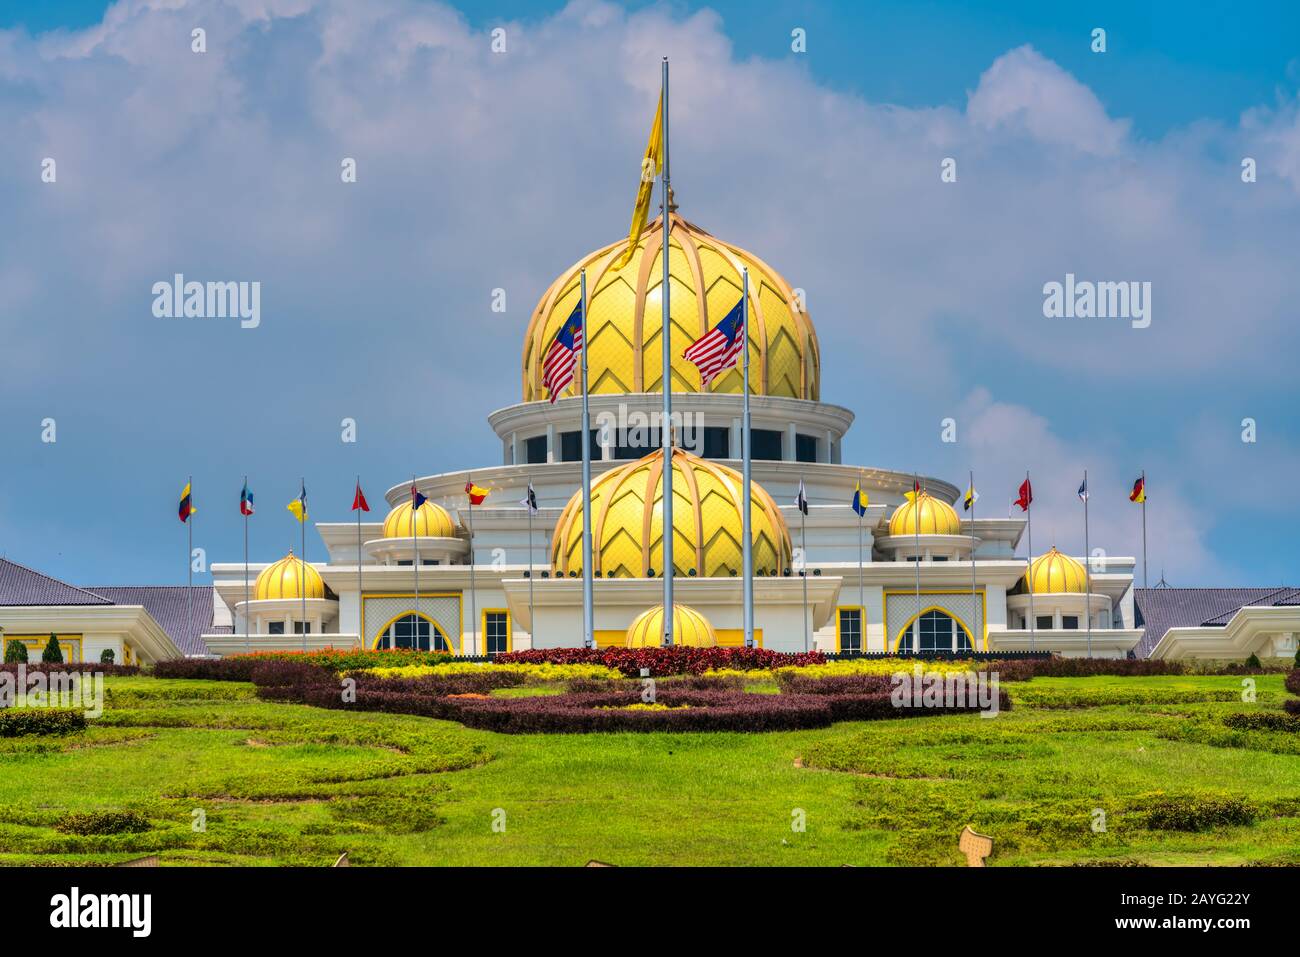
[
  {"x1": 887, "y1": 490, "x2": 962, "y2": 536},
  {"x1": 254, "y1": 551, "x2": 325, "y2": 601},
  {"x1": 551, "y1": 447, "x2": 792, "y2": 578},
  {"x1": 626, "y1": 603, "x2": 717, "y2": 648},
  {"x1": 1025, "y1": 547, "x2": 1089, "y2": 594},
  {"x1": 382, "y1": 500, "x2": 456, "y2": 539},
  {"x1": 522, "y1": 213, "x2": 819, "y2": 401}
]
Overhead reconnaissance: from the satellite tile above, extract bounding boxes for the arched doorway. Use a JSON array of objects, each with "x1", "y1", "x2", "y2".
[
  {"x1": 896, "y1": 609, "x2": 973, "y2": 653},
  {"x1": 373, "y1": 612, "x2": 452, "y2": 652}
]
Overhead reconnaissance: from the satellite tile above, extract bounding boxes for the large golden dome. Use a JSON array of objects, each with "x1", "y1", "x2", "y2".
[
  {"x1": 1025, "y1": 547, "x2": 1089, "y2": 594},
  {"x1": 254, "y1": 551, "x2": 325, "y2": 601},
  {"x1": 522, "y1": 213, "x2": 819, "y2": 401},
  {"x1": 551, "y1": 447, "x2": 792, "y2": 578},
  {"x1": 626, "y1": 603, "x2": 717, "y2": 648},
  {"x1": 887, "y1": 491, "x2": 962, "y2": 536},
  {"x1": 382, "y1": 500, "x2": 456, "y2": 539}
]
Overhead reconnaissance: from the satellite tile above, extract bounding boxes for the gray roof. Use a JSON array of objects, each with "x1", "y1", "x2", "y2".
[
  {"x1": 0, "y1": 558, "x2": 113, "y2": 607},
  {"x1": 0, "y1": 559, "x2": 215, "y2": 656},
  {"x1": 83, "y1": 586, "x2": 217, "y2": 656},
  {"x1": 1135, "y1": 587, "x2": 1300, "y2": 657}
]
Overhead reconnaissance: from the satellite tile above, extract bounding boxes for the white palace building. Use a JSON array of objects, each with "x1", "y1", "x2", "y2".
[{"x1": 3, "y1": 215, "x2": 1297, "y2": 665}]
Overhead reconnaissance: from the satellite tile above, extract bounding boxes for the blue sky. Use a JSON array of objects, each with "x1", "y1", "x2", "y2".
[{"x1": 1, "y1": 0, "x2": 1298, "y2": 587}]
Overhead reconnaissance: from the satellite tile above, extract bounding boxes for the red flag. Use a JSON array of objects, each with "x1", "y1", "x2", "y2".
[
  {"x1": 1015, "y1": 478, "x2": 1033, "y2": 511},
  {"x1": 352, "y1": 482, "x2": 370, "y2": 512},
  {"x1": 1129, "y1": 476, "x2": 1146, "y2": 503}
]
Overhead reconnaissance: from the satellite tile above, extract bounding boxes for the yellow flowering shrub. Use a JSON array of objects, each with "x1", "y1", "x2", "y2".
[
  {"x1": 773, "y1": 658, "x2": 984, "y2": 679},
  {"x1": 357, "y1": 662, "x2": 622, "y2": 682}
]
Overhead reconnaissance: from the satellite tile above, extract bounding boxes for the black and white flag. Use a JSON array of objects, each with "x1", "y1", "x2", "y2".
[
  {"x1": 520, "y1": 482, "x2": 539, "y2": 516},
  {"x1": 795, "y1": 479, "x2": 809, "y2": 516}
]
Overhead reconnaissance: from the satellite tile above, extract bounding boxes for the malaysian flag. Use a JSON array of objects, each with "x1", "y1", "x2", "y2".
[
  {"x1": 682, "y1": 299, "x2": 744, "y2": 388},
  {"x1": 542, "y1": 301, "x2": 584, "y2": 403}
]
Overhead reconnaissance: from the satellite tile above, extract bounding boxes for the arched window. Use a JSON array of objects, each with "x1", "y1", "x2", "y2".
[
  {"x1": 898, "y1": 609, "x2": 973, "y2": 653},
  {"x1": 376, "y1": 613, "x2": 451, "y2": 652}
]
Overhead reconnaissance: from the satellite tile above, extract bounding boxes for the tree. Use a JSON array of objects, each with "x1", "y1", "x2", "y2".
[
  {"x1": 3, "y1": 640, "x2": 28, "y2": 664},
  {"x1": 100, "y1": 648, "x2": 116, "y2": 664},
  {"x1": 41, "y1": 633, "x2": 63, "y2": 664},
  {"x1": 1244, "y1": 652, "x2": 1261, "y2": 670}
]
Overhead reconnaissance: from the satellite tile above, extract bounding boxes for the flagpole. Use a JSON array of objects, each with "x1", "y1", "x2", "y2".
[
  {"x1": 526, "y1": 487, "x2": 536, "y2": 649},
  {"x1": 300, "y1": 478, "x2": 306, "y2": 653},
  {"x1": 412, "y1": 476, "x2": 420, "y2": 652},
  {"x1": 857, "y1": 470, "x2": 864, "y2": 648},
  {"x1": 742, "y1": 268, "x2": 754, "y2": 648},
  {"x1": 580, "y1": 269, "x2": 594, "y2": 650},
  {"x1": 356, "y1": 476, "x2": 363, "y2": 650},
  {"x1": 1141, "y1": 468, "x2": 1148, "y2": 592},
  {"x1": 970, "y1": 469, "x2": 978, "y2": 651},
  {"x1": 659, "y1": 55, "x2": 674, "y2": 647},
  {"x1": 1083, "y1": 468, "x2": 1093, "y2": 658},
  {"x1": 187, "y1": 474, "x2": 193, "y2": 653},
  {"x1": 468, "y1": 479, "x2": 478, "y2": 657},
  {"x1": 800, "y1": 475, "x2": 809, "y2": 653},
  {"x1": 1025, "y1": 470, "x2": 1035, "y2": 653},
  {"x1": 244, "y1": 475, "x2": 250, "y2": 655},
  {"x1": 913, "y1": 474, "x2": 921, "y2": 649}
]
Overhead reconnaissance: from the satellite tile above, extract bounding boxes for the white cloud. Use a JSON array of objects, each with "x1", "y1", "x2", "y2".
[{"x1": 967, "y1": 44, "x2": 1130, "y2": 155}]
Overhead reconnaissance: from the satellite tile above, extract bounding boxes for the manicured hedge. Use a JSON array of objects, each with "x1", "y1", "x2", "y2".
[
  {"x1": 1145, "y1": 795, "x2": 1257, "y2": 831},
  {"x1": 1017, "y1": 658, "x2": 1187, "y2": 678},
  {"x1": 1285, "y1": 669, "x2": 1300, "y2": 697},
  {"x1": 0, "y1": 708, "x2": 87, "y2": 737},
  {"x1": 152, "y1": 658, "x2": 261, "y2": 681},
  {"x1": 496, "y1": 646, "x2": 825, "y2": 676},
  {"x1": 1222, "y1": 711, "x2": 1300, "y2": 732},
  {"x1": 55, "y1": 810, "x2": 150, "y2": 835},
  {"x1": 775, "y1": 673, "x2": 897, "y2": 696},
  {"x1": 0, "y1": 662, "x2": 139, "y2": 677}
]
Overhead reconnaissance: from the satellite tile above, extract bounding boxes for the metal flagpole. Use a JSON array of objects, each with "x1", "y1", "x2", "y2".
[
  {"x1": 970, "y1": 469, "x2": 978, "y2": 650},
  {"x1": 356, "y1": 476, "x2": 363, "y2": 649},
  {"x1": 580, "y1": 269, "x2": 595, "y2": 649},
  {"x1": 742, "y1": 268, "x2": 754, "y2": 648},
  {"x1": 188, "y1": 474, "x2": 193, "y2": 653},
  {"x1": 467, "y1": 480, "x2": 478, "y2": 657},
  {"x1": 300, "y1": 478, "x2": 306, "y2": 653},
  {"x1": 1025, "y1": 470, "x2": 1035, "y2": 653},
  {"x1": 912, "y1": 474, "x2": 922, "y2": 646},
  {"x1": 659, "y1": 56, "x2": 674, "y2": 646},
  {"x1": 244, "y1": 475, "x2": 250, "y2": 654},
  {"x1": 526, "y1": 485, "x2": 536, "y2": 649},
  {"x1": 857, "y1": 470, "x2": 865, "y2": 641},
  {"x1": 800, "y1": 477, "x2": 809, "y2": 653},
  {"x1": 1083, "y1": 468, "x2": 1093, "y2": 658},
  {"x1": 412, "y1": 476, "x2": 420, "y2": 653},
  {"x1": 1141, "y1": 469, "x2": 1148, "y2": 592}
]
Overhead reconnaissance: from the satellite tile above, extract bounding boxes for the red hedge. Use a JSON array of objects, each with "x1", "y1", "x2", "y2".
[
  {"x1": 1285, "y1": 669, "x2": 1300, "y2": 697},
  {"x1": 495, "y1": 646, "x2": 824, "y2": 676}
]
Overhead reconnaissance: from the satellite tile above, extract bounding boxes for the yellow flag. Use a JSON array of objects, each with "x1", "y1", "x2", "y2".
[
  {"x1": 287, "y1": 499, "x2": 307, "y2": 523},
  {"x1": 613, "y1": 94, "x2": 664, "y2": 270}
]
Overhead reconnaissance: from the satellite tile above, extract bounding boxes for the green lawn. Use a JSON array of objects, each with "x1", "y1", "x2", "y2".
[{"x1": 1, "y1": 673, "x2": 1297, "y2": 866}]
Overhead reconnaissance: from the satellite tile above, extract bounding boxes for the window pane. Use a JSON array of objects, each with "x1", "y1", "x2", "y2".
[
  {"x1": 525, "y1": 435, "x2": 548, "y2": 464},
  {"x1": 749, "y1": 429, "x2": 783, "y2": 461},
  {"x1": 838, "y1": 608, "x2": 862, "y2": 653},
  {"x1": 1062, "y1": 615, "x2": 1079, "y2": 629},
  {"x1": 485, "y1": 612, "x2": 509, "y2": 656},
  {"x1": 1035, "y1": 616, "x2": 1053, "y2": 630},
  {"x1": 702, "y1": 427, "x2": 730, "y2": 459},
  {"x1": 795, "y1": 433, "x2": 818, "y2": 463}
]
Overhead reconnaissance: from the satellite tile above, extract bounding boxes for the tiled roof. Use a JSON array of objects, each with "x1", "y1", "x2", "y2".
[
  {"x1": 84, "y1": 586, "x2": 216, "y2": 656},
  {"x1": 0, "y1": 558, "x2": 113, "y2": 607},
  {"x1": 1135, "y1": 587, "x2": 1299, "y2": 657}
]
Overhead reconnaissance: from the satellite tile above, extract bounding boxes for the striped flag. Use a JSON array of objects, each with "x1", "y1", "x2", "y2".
[
  {"x1": 178, "y1": 482, "x2": 196, "y2": 523},
  {"x1": 1129, "y1": 476, "x2": 1146, "y2": 503},
  {"x1": 542, "y1": 301, "x2": 583, "y2": 403},
  {"x1": 239, "y1": 480, "x2": 255, "y2": 516},
  {"x1": 682, "y1": 299, "x2": 744, "y2": 388}
]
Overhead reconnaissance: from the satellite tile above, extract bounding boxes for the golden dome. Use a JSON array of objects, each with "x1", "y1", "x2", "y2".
[
  {"x1": 887, "y1": 491, "x2": 962, "y2": 536},
  {"x1": 626, "y1": 603, "x2": 718, "y2": 648},
  {"x1": 254, "y1": 551, "x2": 325, "y2": 601},
  {"x1": 1025, "y1": 547, "x2": 1089, "y2": 594},
  {"x1": 382, "y1": 500, "x2": 456, "y2": 539},
  {"x1": 522, "y1": 213, "x2": 819, "y2": 402},
  {"x1": 551, "y1": 447, "x2": 792, "y2": 578}
]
